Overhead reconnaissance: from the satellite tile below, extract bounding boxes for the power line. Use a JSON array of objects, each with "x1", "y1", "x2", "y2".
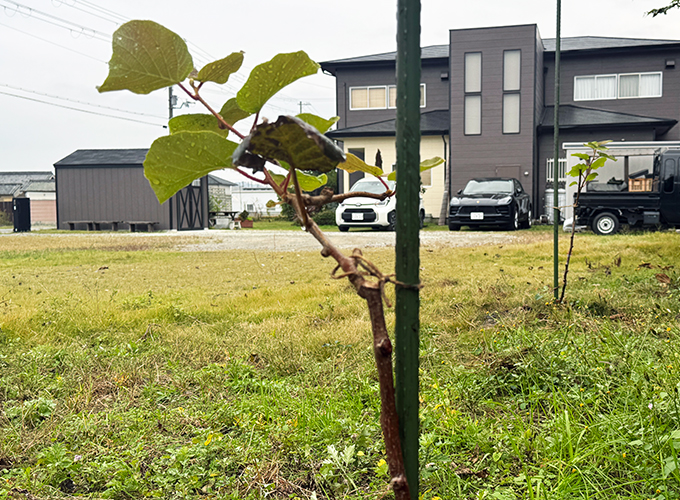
[
  {"x1": 0, "y1": 83, "x2": 168, "y2": 119},
  {"x1": 50, "y1": 0, "x2": 121, "y2": 25},
  {"x1": 0, "y1": 20, "x2": 107, "y2": 63},
  {"x1": 0, "y1": 90, "x2": 166, "y2": 127},
  {"x1": 71, "y1": 0, "x2": 127, "y2": 23},
  {"x1": 0, "y1": 0, "x2": 110, "y2": 42}
]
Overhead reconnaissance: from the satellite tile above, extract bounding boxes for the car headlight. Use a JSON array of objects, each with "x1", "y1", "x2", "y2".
[
  {"x1": 449, "y1": 197, "x2": 460, "y2": 206},
  {"x1": 497, "y1": 196, "x2": 512, "y2": 205}
]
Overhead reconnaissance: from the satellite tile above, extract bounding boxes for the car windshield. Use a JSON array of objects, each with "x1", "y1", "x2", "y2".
[
  {"x1": 462, "y1": 179, "x2": 514, "y2": 195},
  {"x1": 349, "y1": 180, "x2": 395, "y2": 194}
]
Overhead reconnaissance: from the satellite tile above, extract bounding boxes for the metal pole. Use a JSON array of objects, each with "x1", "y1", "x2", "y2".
[
  {"x1": 395, "y1": 0, "x2": 420, "y2": 497},
  {"x1": 169, "y1": 86, "x2": 174, "y2": 120},
  {"x1": 553, "y1": 0, "x2": 562, "y2": 300}
]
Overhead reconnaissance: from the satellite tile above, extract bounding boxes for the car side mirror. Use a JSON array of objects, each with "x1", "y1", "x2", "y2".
[{"x1": 457, "y1": 189, "x2": 462, "y2": 195}]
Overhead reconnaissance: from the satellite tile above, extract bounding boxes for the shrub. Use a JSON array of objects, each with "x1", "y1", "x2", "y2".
[{"x1": 313, "y1": 208, "x2": 337, "y2": 226}]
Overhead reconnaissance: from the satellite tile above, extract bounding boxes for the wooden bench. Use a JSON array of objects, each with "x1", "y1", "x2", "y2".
[
  {"x1": 125, "y1": 221, "x2": 159, "y2": 232},
  {"x1": 64, "y1": 220, "x2": 121, "y2": 231}
]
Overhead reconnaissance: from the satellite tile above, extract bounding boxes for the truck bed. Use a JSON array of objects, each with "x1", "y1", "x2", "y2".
[{"x1": 578, "y1": 191, "x2": 661, "y2": 211}]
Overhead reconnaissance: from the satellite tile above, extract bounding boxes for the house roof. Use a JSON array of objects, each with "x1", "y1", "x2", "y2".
[
  {"x1": 326, "y1": 109, "x2": 449, "y2": 138},
  {"x1": 208, "y1": 174, "x2": 237, "y2": 187},
  {"x1": 542, "y1": 36, "x2": 680, "y2": 53},
  {"x1": 0, "y1": 172, "x2": 54, "y2": 196},
  {"x1": 54, "y1": 149, "x2": 148, "y2": 167},
  {"x1": 24, "y1": 180, "x2": 56, "y2": 192},
  {"x1": 321, "y1": 36, "x2": 680, "y2": 73},
  {"x1": 0, "y1": 183, "x2": 22, "y2": 197},
  {"x1": 539, "y1": 104, "x2": 678, "y2": 133}
]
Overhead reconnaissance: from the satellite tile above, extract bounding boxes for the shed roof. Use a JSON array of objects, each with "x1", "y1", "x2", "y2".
[
  {"x1": 208, "y1": 174, "x2": 237, "y2": 187},
  {"x1": 54, "y1": 149, "x2": 148, "y2": 167},
  {"x1": 326, "y1": 109, "x2": 449, "y2": 138},
  {"x1": 539, "y1": 105, "x2": 677, "y2": 133}
]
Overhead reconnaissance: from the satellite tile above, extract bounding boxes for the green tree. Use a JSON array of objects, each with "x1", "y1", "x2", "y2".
[{"x1": 647, "y1": 0, "x2": 680, "y2": 16}]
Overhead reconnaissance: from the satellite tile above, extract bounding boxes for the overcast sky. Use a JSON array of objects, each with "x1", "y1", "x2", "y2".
[{"x1": 1, "y1": 0, "x2": 679, "y2": 177}]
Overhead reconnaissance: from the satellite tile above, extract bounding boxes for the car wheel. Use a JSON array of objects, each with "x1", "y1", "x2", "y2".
[
  {"x1": 338, "y1": 225, "x2": 349, "y2": 232},
  {"x1": 520, "y1": 206, "x2": 532, "y2": 229},
  {"x1": 592, "y1": 212, "x2": 620, "y2": 235},
  {"x1": 448, "y1": 223, "x2": 460, "y2": 231},
  {"x1": 507, "y1": 206, "x2": 519, "y2": 231},
  {"x1": 387, "y1": 211, "x2": 396, "y2": 231}
]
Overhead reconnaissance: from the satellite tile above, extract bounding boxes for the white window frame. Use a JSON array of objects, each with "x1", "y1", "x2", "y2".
[
  {"x1": 574, "y1": 71, "x2": 663, "y2": 101},
  {"x1": 349, "y1": 84, "x2": 426, "y2": 110},
  {"x1": 387, "y1": 84, "x2": 426, "y2": 109},
  {"x1": 618, "y1": 71, "x2": 663, "y2": 99},
  {"x1": 349, "y1": 86, "x2": 388, "y2": 110}
]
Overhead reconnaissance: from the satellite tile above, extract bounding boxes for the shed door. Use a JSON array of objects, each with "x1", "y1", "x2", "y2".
[{"x1": 176, "y1": 179, "x2": 204, "y2": 230}]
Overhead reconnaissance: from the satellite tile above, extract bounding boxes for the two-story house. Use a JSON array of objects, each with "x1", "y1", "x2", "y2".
[{"x1": 321, "y1": 24, "x2": 680, "y2": 221}]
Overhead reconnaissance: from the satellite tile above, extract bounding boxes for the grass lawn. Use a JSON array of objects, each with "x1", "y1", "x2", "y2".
[{"x1": 1, "y1": 230, "x2": 679, "y2": 499}]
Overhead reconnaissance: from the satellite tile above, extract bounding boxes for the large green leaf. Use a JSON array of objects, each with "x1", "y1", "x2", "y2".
[
  {"x1": 386, "y1": 156, "x2": 445, "y2": 181},
  {"x1": 144, "y1": 131, "x2": 238, "y2": 203},
  {"x1": 296, "y1": 113, "x2": 339, "y2": 134},
  {"x1": 338, "y1": 153, "x2": 384, "y2": 177},
  {"x1": 269, "y1": 169, "x2": 328, "y2": 192},
  {"x1": 219, "y1": 98, "x2": 252, "y2": 126},
  {"x1": 98, "y1": 20, "x2": 193, "y2": 95},
  {"x1": 168, "y1": 114, "x2": 228, "y2": 138},
  {"x1": 236, "y1": 51, "x2": 319, "y2": 113},
  {"x1": 196, "y1": 52, "x2": 244, "y2": 84},
  {"x1": 233, "y1": 115, "x2": 345, "y2": 173}
]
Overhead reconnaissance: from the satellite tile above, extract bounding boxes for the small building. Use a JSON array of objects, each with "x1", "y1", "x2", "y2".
[
  {"x1": 231, "y1": 182, "x2": 281, "y2": 216},
  {"x1": 208, "y1": 174, "x2": 236, "y2": 211},
  {"x1": 0, "y1": 171, "x2": 56, "y2": 225},
  {"x1": 54, "y1": 149, "x2": 208, "y2": 231}
]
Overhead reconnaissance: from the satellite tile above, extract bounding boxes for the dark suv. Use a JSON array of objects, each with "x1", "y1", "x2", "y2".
[{"x1": 448, "y1": 178, "x2": 532, "y2": 231}]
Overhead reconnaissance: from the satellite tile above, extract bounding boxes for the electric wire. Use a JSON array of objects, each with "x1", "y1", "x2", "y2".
[
  {"x1": 0, "y1": 20, "x2": 107, "y2": 63},
  {"x1": 0, "y1": 0, "x2": 110, "y2": 42},
  {"x1": 0, "y1": 83, "x2": 168, "y2": 119},
  {"x1": 0, "y1": 90, "x2": 166, "y2": 127},
  {"x1": 71, "y1": 0, "x2": 127, "y2": 23},
  {"x1": 51, "y1": 0, "x2": 121, "y2": 25}
]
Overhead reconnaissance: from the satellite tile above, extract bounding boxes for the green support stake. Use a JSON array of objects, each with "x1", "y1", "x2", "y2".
[
  {"x1": 395, "y1": 0, "x2": 421, "y2": 497},
  {"x1": 553, "y1": 0, "x2": 562, "y2": 300}
]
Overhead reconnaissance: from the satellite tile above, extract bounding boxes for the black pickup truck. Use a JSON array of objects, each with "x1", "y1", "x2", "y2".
[{"x1": 575, "y1": 149, "x2": 680, "y2": 235}]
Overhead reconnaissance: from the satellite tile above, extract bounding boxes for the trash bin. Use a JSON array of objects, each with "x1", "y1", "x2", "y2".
[{"x1": 13, "y1": 198, "x2": 31, "y2": 232}]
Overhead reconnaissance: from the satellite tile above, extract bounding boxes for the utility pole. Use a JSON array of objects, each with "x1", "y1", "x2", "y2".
[
  {"x1": 169, "y1": 86, "x2": 175, "y2": 120},
  {"x1": 298, "y1": 101, "x2": 309, "y2": 114}
]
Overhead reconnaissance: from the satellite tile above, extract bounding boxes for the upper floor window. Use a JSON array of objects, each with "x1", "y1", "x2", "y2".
[
  {"x1": 464, "y1": 52, "x2": 482, "y2": 135},
  {"x1": 350, "y1": 84, "x2": 425, "y2": 110},
  {"x1": 503, "y1": 50, "x2": 521, "y2": 92},
  {"x1": 503, "y1": 50, "x2": 521, "y2": 134},
  {"x1": 574, "y1": 72, "x2": 662, "y2": 101}
]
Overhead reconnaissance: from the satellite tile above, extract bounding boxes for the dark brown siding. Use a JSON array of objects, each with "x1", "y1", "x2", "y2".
[
  {"x1": 335, "y1": 59, "x2": 450, "y2": 129},
  {"x1": 56, "y1": 165, "x2": 172, "y2": 230},
  {"x1": 544, "y1": 48, "x2": 680, "y2": 140},
  {"x1": 449, "y1": 25, "x2": 539, "y2": 196}
]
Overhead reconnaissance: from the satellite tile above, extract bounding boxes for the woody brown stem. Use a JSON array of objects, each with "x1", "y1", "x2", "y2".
[
  {"x1": 177, "y1": 82, "x2": 245, "y2": 140},
  {"x1": 282, "y1": 182, "x2": 410, "y2": 498}
]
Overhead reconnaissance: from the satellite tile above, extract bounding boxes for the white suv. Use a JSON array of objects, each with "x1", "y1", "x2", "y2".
[{"x1": 335, "y1": 178, "x2": 424, "y2": 231}]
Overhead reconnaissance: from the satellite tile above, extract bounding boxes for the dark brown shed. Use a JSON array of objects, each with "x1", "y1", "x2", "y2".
[{"x1": 54, "y1": 149, "x2": 208, "y2": 231}]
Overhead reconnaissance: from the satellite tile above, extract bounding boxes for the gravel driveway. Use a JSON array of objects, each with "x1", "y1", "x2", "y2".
[{"x1": 178, "y1": 229, "x2": 536, "y2": 252}]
